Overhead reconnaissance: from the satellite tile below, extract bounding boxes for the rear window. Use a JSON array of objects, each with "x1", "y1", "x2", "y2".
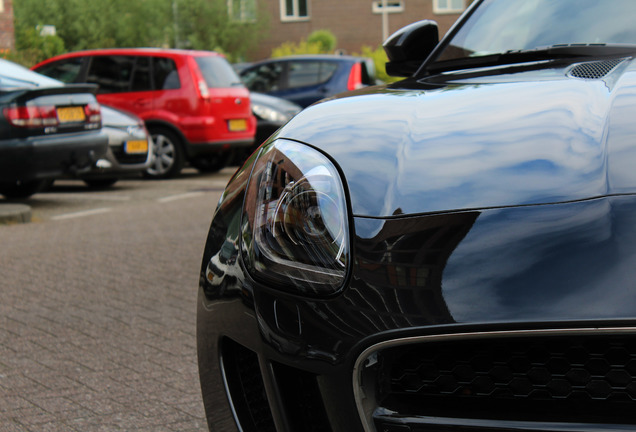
[{"x1": 195, "y1": 56, "x2": 242, "y2": 88}]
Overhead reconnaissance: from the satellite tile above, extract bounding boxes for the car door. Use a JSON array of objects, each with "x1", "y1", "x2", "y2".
[{"x1": 85, "y1": 55, "x2": 154, "y2": 117}]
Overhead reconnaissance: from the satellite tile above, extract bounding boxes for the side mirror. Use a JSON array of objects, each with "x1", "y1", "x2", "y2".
[{"x1": 384, "y1": 20, "x2": 439, "y2": 77}]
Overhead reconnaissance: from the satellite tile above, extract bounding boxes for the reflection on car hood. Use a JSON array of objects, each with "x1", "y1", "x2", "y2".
[{"x1": 277, "y1": 58, "x2": 636, "y2": 218}]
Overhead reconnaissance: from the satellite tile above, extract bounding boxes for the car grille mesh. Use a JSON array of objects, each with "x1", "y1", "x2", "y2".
[
  {"x1": 376, "y1": 334, "x2": 636, "y2": 426},
  {"x1": 569, "y1": 58, "x2": 625, "y2": 79}
]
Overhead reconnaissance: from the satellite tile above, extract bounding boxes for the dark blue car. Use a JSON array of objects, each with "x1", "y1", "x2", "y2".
[{"x1": 239, "y1": 55, "x2": 376, "y2": 108}]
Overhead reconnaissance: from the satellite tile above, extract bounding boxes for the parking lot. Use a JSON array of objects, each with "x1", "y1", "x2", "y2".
[{"x1": 0, "y1": 168, "x2": 234, "y2": 431}]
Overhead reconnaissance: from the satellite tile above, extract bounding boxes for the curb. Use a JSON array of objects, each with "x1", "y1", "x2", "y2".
[{"x1": 0, "y1": 204, "x2": 32, "y2": 225}]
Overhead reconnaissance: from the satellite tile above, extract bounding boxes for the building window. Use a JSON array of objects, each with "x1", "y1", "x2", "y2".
[
  {"x1": 280, "y1": 0, "x2": 310, "y2": 22},
  {"x1": 372, "y1": 0, "x2": 404, "y2": 14},
  {"x1": 228, "y1": 0, "x2": 256, "y2": 22},
  {"x1": 434, "y1": 0, "x2": 465, "y2": 14}
]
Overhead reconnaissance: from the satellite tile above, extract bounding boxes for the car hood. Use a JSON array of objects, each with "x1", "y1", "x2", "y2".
[{"x1": 277, "y1": 58, "x2": 636, "y2": 218}]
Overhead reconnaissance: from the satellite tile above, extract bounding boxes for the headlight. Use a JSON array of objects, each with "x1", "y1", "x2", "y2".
[
  {"x1": 242, "y1": 139, "x2": 349, "y2": 296},
  {"x1": 252, "y1": 103, "x2": 291, "y2": 123}
]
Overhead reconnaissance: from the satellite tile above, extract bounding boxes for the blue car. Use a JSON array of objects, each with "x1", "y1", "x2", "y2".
[{"x1": 239, "y1": 55, "x2": 376, "y2": 108}]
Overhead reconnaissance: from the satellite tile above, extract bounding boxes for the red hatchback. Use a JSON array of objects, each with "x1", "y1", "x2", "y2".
[{"x1": 33, "y1": 49, "x2": 256, "y2": 178}]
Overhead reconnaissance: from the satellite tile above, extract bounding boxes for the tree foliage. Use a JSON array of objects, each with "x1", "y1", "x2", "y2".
[
  {"x1": 271, "y1": 29, "x2": 337, "y2": 57},
  {"x1": 13, "y1": 0, "x2": 268, "y2": 66}
]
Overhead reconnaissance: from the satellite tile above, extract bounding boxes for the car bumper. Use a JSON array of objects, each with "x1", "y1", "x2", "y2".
[
  {"x1": 81, "y1": 139, "x2": 153, "y2": 179},
  {"x1": 197, "y1": 194, "x2": 636, "y2": 432},
  {"x1": 0, "y1": 131, "x2": 108, "y2": 182}
]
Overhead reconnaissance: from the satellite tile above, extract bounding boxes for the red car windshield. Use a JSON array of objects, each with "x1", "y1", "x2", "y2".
[{"x1": 194, "y1": 56, "x2": 243, "y2": 88}]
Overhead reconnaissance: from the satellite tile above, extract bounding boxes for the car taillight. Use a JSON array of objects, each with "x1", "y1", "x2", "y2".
[
  {"x1": 197, "y1": 79, "x2": 210, "y2": 99},
  {"x1": 3, "y1": 106, "x2": 59, "y2": 127},
  {"x1": 347, "y1": 62, "x2": 363, "y2": 91},
  {"x1": 84, "y1": 103, "x2": 102, "y2": 124}
]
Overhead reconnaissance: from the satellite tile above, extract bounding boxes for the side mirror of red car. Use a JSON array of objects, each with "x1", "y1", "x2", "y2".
[{"x1": 384, "y1": 20, "x2": 439, "y2": 77}]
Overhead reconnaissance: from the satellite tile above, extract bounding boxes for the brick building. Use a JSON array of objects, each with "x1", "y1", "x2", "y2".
[
  {"x1": 249, "y1": 0, "x2": 467, "y2": 60},
  {"x1": 0, "y1": 0, "x2": 14, "y2": 54}
]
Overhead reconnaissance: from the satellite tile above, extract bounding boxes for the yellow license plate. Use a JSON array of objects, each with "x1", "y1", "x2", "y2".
[
  {"x1": 57, "y1": 106, "x2": 85, "y2": 123},
  {"x1": 125, "y1": 140, "x2": 149, "y2": 154},
  {"x1": 228, "y1": 118, "x2": 247, "y2": 132}
]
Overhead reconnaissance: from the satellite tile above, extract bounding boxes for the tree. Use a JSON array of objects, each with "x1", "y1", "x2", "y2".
[
  {"x1": 271, "y1": 29, "x2": 337, "y2": 57},
  {"x1": 13, "y1": 0, "x2": 268, "y2": 65}
]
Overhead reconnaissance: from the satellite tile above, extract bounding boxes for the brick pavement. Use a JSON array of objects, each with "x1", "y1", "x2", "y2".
[{"x1": 0, "y1": 191, "x2": 219, "y2": 431}]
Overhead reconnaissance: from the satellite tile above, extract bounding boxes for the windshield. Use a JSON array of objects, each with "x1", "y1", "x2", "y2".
[
  {"x1": 435, "y1": 0, "x2": 636, "y2": 62},
  {"x1": 195, "y1": 56, "x2": 243, "y2": 88}
]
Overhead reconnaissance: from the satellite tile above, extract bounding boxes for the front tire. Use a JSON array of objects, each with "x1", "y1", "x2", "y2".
[{"x1": 145, "y1": 128, "x2": 184, "y2": 179}]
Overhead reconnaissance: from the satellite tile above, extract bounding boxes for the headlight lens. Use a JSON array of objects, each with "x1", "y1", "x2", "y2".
[
  {"x1": 251, "y1": 103, "x2": 291, "y2": 123},
  {"x1": 242, "y1": 139, "x2": 349, "y2": 296}
]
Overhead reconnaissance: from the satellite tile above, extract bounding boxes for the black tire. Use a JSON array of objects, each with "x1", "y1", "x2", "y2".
[
  {"x1": 83, "y1": 178, "x2": 119, "y2": 189},
  {"x1": 190, "y1": 151, "x2": 235, "y2": 173},
  {"x1": 145, "y1": 128, "x2": 184, "y2": 179},
  {"x1": 0, "y1": 179, "x2": 48, "y2": 199}
]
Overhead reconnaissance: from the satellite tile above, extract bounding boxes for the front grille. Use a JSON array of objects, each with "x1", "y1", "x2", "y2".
[
  {"x1": 569, "y1": 58, "x2": 625, "y2": 79},
  {"x1": 221, "y1": 338, "x2": 332, "y2": 432},
  {"x1": 221, "y1": 338, "x2": 277, "y2": 432},
  {"x1": 373, "y1": 334, "x2": 636, "y2": 427}
]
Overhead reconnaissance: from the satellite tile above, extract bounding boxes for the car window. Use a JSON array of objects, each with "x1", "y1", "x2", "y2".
[
  {"x1": 241, "y1": 62, "x2": 284, "y2": 92},
  {"x1": 131, "y1": 56, "x2": 152, "y2": 92},
  {"x1": 194, "y1": 56, "x2": 242, "y2": 88},
  {"x1": 436, "y1": 0, "x2": 636, "y2": 62},
  {"x1": 153, "y1": 57, "x2": 180, "y2": 90},
  {"x1": 86, "y1": 55, "x2": 134, "y2": 93},
  {"x1": 287, "y1": 61, "x2": 337, "y2": 89},
  {"x1": 33, "y1": 57, "x2": 83, "y2": 84}
]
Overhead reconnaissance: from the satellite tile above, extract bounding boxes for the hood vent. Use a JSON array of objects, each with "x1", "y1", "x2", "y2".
[{"x1": 569, "y1": 58, "x2": 626, "y2": 79}]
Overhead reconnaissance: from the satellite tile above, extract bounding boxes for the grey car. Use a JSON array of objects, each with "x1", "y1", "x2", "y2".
[{"x1": 80, "y1": 105, "x2": 153, "y2": 188}]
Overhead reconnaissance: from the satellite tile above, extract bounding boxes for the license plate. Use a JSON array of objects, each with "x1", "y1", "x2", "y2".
[
  {"x1": 57, "y1": 106, "x2": 85, "y2": 123},
  {"x1": 124, "y1": 140, "x2": 149, "y2": 154},
  {"x1": 228, "y1": 118, "x2": 247, "y2": 132}
]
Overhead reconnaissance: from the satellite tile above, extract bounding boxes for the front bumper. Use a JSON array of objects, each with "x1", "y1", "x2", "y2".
[{"x1": 197, "y1": 195, "x2": 636, "y2": 432}]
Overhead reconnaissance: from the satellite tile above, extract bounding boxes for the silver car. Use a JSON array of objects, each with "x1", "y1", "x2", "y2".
[{"x1": 80, "y1": 105, "x2": 153, "y2": 188}]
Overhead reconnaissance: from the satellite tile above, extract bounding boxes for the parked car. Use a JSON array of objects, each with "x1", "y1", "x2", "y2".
[
  {"x1": 197, "y1": 1, "x2": 636, "y2": 431},
  {"x1": 0, "y1": 59, "x2": 107, "y2": 199},
  {"x1": 78, "y1": 105, "x2": 152, "y2": 188},
  {"x1": 238, "y1": 92, "x2": 301, "y2": 163},
  {"x1": 32, "y1": 48, "x2": 256, "y2": 178},
  {"x1": 238, "y1": 54, "x2": 376, "y2": 107}
]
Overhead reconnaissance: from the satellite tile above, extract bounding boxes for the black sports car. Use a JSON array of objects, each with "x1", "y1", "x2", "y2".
[{"x1": 197, "y1": 1, "x2": 636, "y2": 431}]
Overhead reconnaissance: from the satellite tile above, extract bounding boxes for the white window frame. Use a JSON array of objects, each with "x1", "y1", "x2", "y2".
[
  {"x1": 433, "y1": 0, "x2": 466, "y2": 14},
  {"x1": 228, "y1": 0, "x2": 257, "y2": 22},
  {"x1": 280, "y1": 0, "x2": 310, "y2": 22},
  {"x1": 0, "y1": 1, "x2": 4, "y2": 13},
  {"x1": 372, "y1": 0, "x2": 404, "y2": 14}
]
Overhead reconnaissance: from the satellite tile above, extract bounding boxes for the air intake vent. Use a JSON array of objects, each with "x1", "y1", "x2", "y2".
[{"x1": 569, "y1": 58, "x2": 625, "y2": 79}]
